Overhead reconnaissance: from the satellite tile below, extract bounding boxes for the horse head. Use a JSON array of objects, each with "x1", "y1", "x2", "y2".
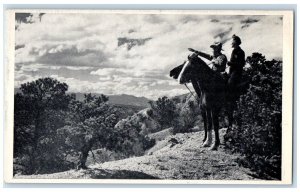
[{"x1": 178, "y1": 53, "x2": 204, "y2": 84}]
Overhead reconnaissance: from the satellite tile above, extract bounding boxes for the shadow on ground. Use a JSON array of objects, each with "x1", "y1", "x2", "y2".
[{"x1": 85, "y1": 168, "x2": 160, "y2": 179}]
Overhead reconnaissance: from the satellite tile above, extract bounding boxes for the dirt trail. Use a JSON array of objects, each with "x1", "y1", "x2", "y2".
[
  {"x1": 90, "y1": 129, "x2": 256, "y2": 180},
  {"x1": 15, "y1": 129, "x2": 258, "y2": 180}
]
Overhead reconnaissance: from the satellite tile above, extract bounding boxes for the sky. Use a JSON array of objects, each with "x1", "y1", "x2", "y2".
[{"x1": 14, "y1": 12, "x2": 283, "y2": 99}]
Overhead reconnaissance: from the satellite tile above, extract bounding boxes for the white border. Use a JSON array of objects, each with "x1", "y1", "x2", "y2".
[{"x1": 4, "y1": 9, "x2": 294, "y2": 185}]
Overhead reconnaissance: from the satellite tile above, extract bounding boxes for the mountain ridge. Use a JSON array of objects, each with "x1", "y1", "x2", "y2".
[
  {"x1": 72, "y1": 92, "x2": 152, "y2": 108},
  {"x1": 14, "y1": 88, "x2": 152, "y2": 108}
]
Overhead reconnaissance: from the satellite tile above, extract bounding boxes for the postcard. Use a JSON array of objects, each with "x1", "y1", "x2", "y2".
[{"x1": 4, "y1": 9, "x2": 294, "y2": 184}]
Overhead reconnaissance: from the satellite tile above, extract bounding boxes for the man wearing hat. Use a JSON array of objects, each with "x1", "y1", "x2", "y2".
[{"x1": 188, "y1": 42, "x2": 227, "y2": 73}]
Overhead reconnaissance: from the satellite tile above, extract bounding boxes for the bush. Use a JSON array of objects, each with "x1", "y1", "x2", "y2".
[
  {"x1": 149, "y1": 95, "x2": 203, "y2": 134},
  {"x1": 224, "y1": 53, "x2": 282, "y2": 179},
  {"x1": 112, "y1": 113, "x2": 156, "y2": 156},
  {"x1": 149, "y1": 96, "x2": 178, "y2": 130},
  {"x1": 173, "y1": 99, "x2": 201, "y2": 134},
  {"x1": 13, "y1": 78, "x2": 73, "y2": 175},
  {"x1": 57, "y1": 93, "x2": 121, "y2": 169}
]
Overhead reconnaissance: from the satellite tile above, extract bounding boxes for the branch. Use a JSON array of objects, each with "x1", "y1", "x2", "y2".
[{"x1": 91, "y1": 150, "x2": 101, "y2": 164}]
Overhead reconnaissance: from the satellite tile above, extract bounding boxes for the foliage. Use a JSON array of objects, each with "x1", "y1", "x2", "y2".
[
  {"x1": 149, "y1": 96, "x2": 178, "y2": 130},
  {"x1": 224, "y1": 53, "x2": 282, "y2": 179},
  {"x1": 112, "y1": 114, "x2": 156, "y2": 157},
  {"x1": 149, "y1": 95, "x2": 202, "y2": 134},
  {"x1": 14, "y1": 77, "x2": 157, "y2": 174},
  {"x1": 14, "y1": 77, "x2": 73, "y2": 174},
  {"x1": 173, "y1": 99, "x2": 201, "y2": 134},
  {"x1": 57, "y1": 93, "x2": 120, "y2": 169},
  {"x1": 57, "y1": 93, "x2": 155, "y2": 169}
]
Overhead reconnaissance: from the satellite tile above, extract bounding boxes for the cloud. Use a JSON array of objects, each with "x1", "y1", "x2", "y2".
[
  {"x1": 210, "y1": 19, "x2": 220, "y2": 23},
  {"x1": 36, "y1": 46, "x2": 108, "y2": 67},
  {"x1": 118, "y1": 37, "x2": 152, "y2": 50},
  {"x1": 214, "y1": 27, "x2": 233, "y2": 44},
  {"x1": 240, "y1": 17, "x2": 260, "y2": 28},
  {"x1": 15, "y1": 13, "x2": 283, "y2": 99},
  {"x1": 15, "y1": 44, "x2": 25, "y2": 50},
  {"x1": 15, "y1": 13, "x2": 46, "y2": 30},
  {"x1": 15, "y1": 13, "x2": 33, "y2": 24}
]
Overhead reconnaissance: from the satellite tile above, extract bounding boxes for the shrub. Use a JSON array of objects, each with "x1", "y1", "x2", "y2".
[
  {"x1": 57, "y1": 93, "x2": 121, "y2": 169},
  {"x1": 149, "y1": 96, "x2": 178, "y2": 130},
  {"x1": 173, "y1": 99, "x2": 201, "y2": 134},
  {"x1": 112, "y1": 113, "x2": 156, "y2": 156},
  {"x1": 224, "y1": 53, "x2": 282, "y2": 179},
  {"x1": 14, "y1": 78, "x2": 73, "y2": 174}
]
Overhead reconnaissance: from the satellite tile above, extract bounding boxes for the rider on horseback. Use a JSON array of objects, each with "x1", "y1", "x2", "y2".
[
  {"x1": 226, "y1": 34, "x2": 245, "y2": 127},
  {"x1": 227, "y1": 34, "x2": 245, "y2": 92},
  {"x1": 188, "y1": 42, "x2": 227, "y2": 74}
]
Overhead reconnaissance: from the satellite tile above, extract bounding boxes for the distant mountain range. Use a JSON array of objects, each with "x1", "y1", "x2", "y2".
[
  {"x1": 15, "y1": 87, "x2": 192, "y2": 109},
  {"x1": 15, "y1": 88, "x2": 151, "y2": 108},
  {"x1": 72, "y1": 92, "x2": 151, "y2": 108}
]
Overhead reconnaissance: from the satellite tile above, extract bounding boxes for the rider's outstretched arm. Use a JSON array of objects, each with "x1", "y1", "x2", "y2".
[
  {"x1": 188, "y1": 48, "x2": 213, "y2": 61},
  {"x1": 196, "y1": 51, "x2": 213, "y2": 61}
]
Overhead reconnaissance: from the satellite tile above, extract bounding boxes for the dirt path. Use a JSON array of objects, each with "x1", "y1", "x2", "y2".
[
  {"x1": 15, "y1": 129, "x2": 258, "y2": 180},
  {"x1": 89, "y1": 129, "x2": 256, "y2": 180}
]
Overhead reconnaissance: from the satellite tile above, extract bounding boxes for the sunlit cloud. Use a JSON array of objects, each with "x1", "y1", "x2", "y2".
[{"x1": 15, "y1": 13, "x2": 283, "y2": 99}]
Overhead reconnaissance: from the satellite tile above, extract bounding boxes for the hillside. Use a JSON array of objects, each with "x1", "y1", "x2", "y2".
[
  {"x1": 172, "y1": 93, "x2": 190, "y2": 102},
  {"x1": 72, "y1": 92, "x2": 151, "y2": 108},
  {"x1": 15, "y1": 129, "x2": 258, "y2": 180},
  {"x1": 109, "y1": 94, "x2": 151, "y2": 108},
  {"x1": 15, "y1": 88, "x2": 151, "y2": 108}
]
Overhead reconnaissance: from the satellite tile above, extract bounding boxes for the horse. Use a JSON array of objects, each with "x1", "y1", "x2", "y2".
[{"x1": 170, "y1": 53, "x2": 227, "y2": 150}]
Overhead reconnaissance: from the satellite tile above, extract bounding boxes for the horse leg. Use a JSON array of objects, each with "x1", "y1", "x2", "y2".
[
  {"x1": 201, "y1": 110, "x2": 207, "y2": 142},
  {"x1": 210, "y1": 110, "x2": 220, "y2": 151},
  {"x1": 202, "y1": 109, "x2": 212, "y2": 147}
]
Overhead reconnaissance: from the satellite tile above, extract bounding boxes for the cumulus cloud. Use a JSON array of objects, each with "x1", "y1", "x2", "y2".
[{"x1": 15, "y1": 13, "x2": 283, "y2": 99}]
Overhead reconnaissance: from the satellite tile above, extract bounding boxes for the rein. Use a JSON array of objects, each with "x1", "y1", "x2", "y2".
[
  {"x1": 181, "y1": 83, "x2": 198, "y2": 110},
  {"x1": 184, "y1": 83, "x2": 196, "y2": 99}
]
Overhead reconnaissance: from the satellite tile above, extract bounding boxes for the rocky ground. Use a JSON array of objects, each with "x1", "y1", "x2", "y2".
[{"x1": 15, "y1": 129, "x2": 258, "y2": 180}]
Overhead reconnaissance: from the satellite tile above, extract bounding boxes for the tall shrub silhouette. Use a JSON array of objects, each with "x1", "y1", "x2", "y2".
[
  {"x1": 57, "y1": 93, "x2": 120, "y2": 169},
  {"x1": 14, "y1": 77, "x2": 73, "y2": 174},
  {"x1": 149, "y1": 96, "x2": 178, "y2": 129},
  {"x1": 224, "y1": 53, "x2": 282, "y2": 179}
]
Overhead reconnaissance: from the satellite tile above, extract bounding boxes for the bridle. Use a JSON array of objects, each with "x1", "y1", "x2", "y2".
[
  {"x1": 184, "y1": 83, "x2": 196, "y2": 100},
  {"x1": 180, "y1": 83, "x2": 199, "y2": 110},
  {"x1": 180, "y1": 58, "x2": 199, "y2": 109}
]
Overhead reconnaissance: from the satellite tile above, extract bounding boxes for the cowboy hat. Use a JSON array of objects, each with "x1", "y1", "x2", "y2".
[{"x1": 210, "y1": 42, "x2": 223, "y2": 51}]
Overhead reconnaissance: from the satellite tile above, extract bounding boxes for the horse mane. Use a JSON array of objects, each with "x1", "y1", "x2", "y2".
[
  {"x1": 169, "y1": 55, "x2": 225, "y2": 85},
  {"x1": 187, "y1": 55, "x2": 227, "y2": 96},
  {"x1": 190, "y1": 56, "x2": 215, "y2": 78},
  {"x1": 169, "y1": 62, "x2": 185, "y2": 79}
]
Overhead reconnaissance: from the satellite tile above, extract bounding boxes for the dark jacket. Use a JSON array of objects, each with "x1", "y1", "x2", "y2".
[{"x1": 228, "y1": 46, "x2": 245, "y2": 75}]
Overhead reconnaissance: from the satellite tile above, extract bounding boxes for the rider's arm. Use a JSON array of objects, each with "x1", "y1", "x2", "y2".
[
  {"x1": 188, "y1": 48, "x2": 213, "y2": 61},
  {"x1": 195, "y1": 51, "x2": 213, "y2": 61}
]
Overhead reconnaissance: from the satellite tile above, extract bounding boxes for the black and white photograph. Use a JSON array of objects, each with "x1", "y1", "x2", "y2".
[{"x1": 4, "y1": 10, "x2": 293, "y2": 184}]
